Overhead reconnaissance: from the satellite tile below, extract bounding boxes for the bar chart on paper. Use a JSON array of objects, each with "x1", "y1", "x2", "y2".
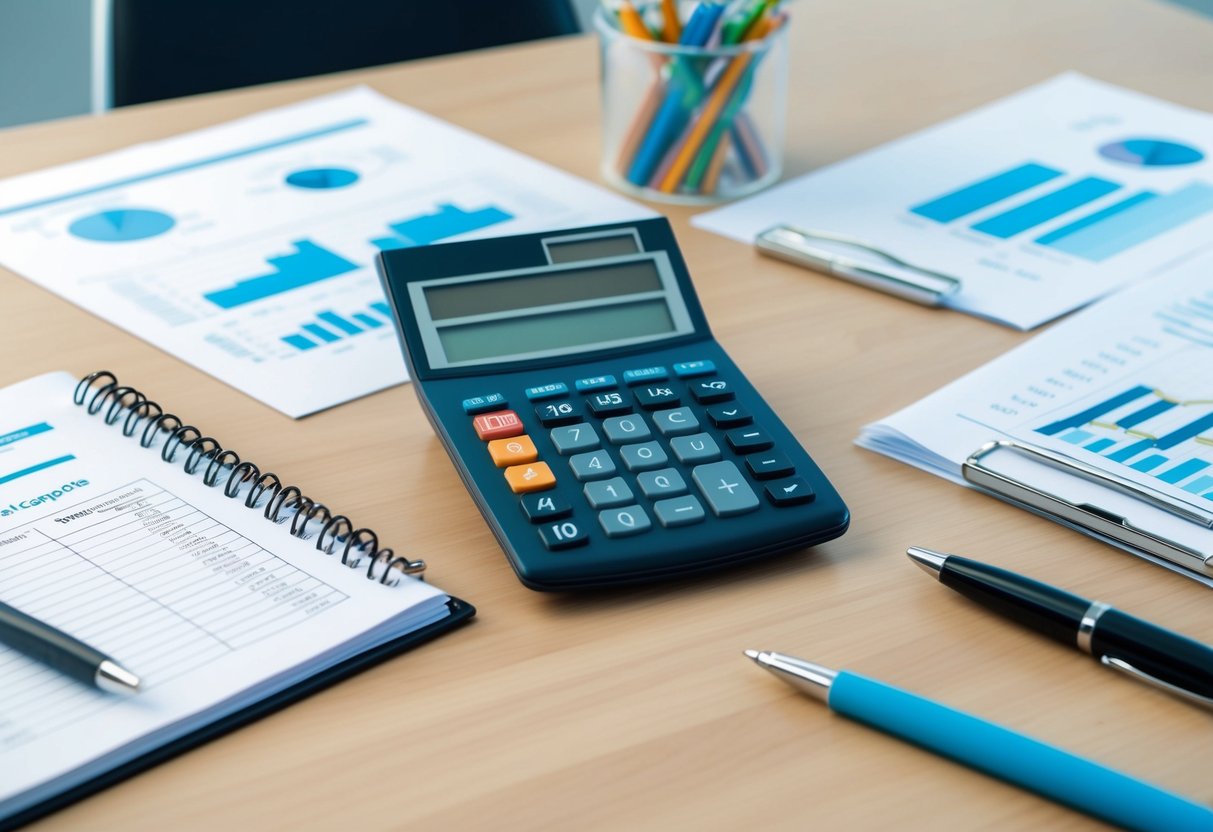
[
  {"x1": 0, "y1": 88, "x2": 648, "y2": 416},
  {"x1": 693, "y1": 74, "x2": 1213, "y2": 329}
]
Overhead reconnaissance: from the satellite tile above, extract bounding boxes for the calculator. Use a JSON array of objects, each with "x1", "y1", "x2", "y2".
[{"x1": 376, "y1": 218, "x2": 849, "y2": 590}]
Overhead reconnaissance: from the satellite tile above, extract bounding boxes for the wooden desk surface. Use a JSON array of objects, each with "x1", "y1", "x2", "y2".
[{"x1": 5, "y1": 0, "x2": 1211, "y2": 828}]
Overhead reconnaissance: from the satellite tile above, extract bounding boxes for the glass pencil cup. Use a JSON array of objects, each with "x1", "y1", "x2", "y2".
[{"x1": 594, "y1": 4, "x2": 789, "y2": 205}]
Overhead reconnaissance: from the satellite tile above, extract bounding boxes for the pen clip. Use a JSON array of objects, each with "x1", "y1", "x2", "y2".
[
  {"x1": 1101, "y1": 655, "x2": 1213, "y2": 710},
  {"x1": 961, "y1": 439, "x2": 1213, "y2": 575},
  {"x1": 755, "y1": 225, "x2": 962, "y2": 307}
]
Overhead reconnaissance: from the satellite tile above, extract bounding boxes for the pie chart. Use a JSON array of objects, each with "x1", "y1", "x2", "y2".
[
  {"x1": 68, "y1": 208, "x2": 176, "y2": 242},
  {"x1": 284, "y1": 167, "x2": 360, "y2": 189},
  {"x1": 1098, "y1": 138, "x2": 1204, "y2": 167}
]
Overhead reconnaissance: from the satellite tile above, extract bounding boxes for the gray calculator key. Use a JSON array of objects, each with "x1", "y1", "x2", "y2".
[
  {"x1": 569, "y1": 449, "x2": 617, "y2": 481},
  {"x1": 598, "y1": 505, "x2": 652, "y2": 537},
  {"x1": 691, "y1": 460, "x2": 760, "y2": 517},
  {"x1": 583, "y1": 477, "x2": 634, "y2": 508},
  {"x1": 637, "y1": 467, "x2": 688, "y2": 498},
  {"x1": 550, "y1": 422, "x2": 601, "y2": 455},
  {"x1": 670, "y1": 432, "x2": 721, "y2": 464},
  {"x1": 603, "y1": 414, "x2": 652, "y2": 444},
  {"x1": 654, "y1": 495, "x2": 706, "y2": 527},
  {"x1": 619, "y1": 440, "x2": 668, "y2": 472},
  {"x1": 652, "y1": 406, "x2": 700, "y2": 437}
]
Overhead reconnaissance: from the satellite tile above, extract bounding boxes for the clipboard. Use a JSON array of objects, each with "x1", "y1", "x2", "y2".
[{"x1": 962, "y1": 439, "x2": 1213, "y2": 584}]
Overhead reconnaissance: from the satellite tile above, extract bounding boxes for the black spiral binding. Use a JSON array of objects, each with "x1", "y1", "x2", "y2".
[{"x1": 73, "y1": 371, "x2": 426, "y2": 586}]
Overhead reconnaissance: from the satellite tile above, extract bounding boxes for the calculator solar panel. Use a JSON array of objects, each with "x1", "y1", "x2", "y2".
[{"x1": 377, "y1": 218, "x2": 849, "y2": 590}]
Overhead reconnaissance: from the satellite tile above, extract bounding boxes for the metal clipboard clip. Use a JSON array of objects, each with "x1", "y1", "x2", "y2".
[
  {"x1": 755, "y1": 225, "x2": 962, "y2": 307},
  {"x1": 961, "y1": 439, "x2": 1213, "y2": 578}
]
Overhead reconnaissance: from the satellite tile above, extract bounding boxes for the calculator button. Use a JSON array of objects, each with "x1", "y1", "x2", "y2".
[
  {"x1": 623, "y1": 366, "x2": 668, "y2": 385},
  {"x1": 672, "y1": 360, "x2": 715, "y2": 378},
  {"x1": 637, "y1": 468, "x2": 688, "y2": 498},
  {"x1": 521, "y1": 493, "x2": 572, "y2": 523},
  {"x1": 487, "y1": 434, "x2": 539, "y2": 468},
  {"x1": 634, "y1": 385, "x2": 681, "y2": 411},
  {"x1": 539, "y1": 519, "x2": 589, "y2": 550},
  {"x1": 505, "y1": 462, "x2": 557, "y2": 493},
  {"x1": 670, "y1": 433, "x2": 722, "y2": 465},
  {"x1": 586, "y1": 391, "x2": 632, "y2": 417},
  {"x1": 620, "y1": 440, "x2": 669, "y2": 472},
  {"x1": 689, "y1": 378, "x2": 734, "y2": 404},
  {"x1": 575, "y1": 375, "x2": 617, "y2": 392},
  {"x1": 473, "y1": 410, "x2": 524, "y2": 441},
  {"x1": 706, "y1": 403, "x2": 752, "y2": 428},
  {"x1": 598, "y1": 505, "x2": 652, "y2": 537},
  {"x1": 745, "y1": 450, "x2": 795, "y2": 480},
  {"x1": 726, "y1": 426, "x2": 773, "y2": 454},
  {"x1": 652, "y1": 406, "x2": 700, "y2": 437},
  {"x1": 692, "y1": 461, "x2": 760, "y2": 517},
  {"x1": 569, "y1": 450, "x2": 617, "y2": 481},
  {"x1": 526, "y1": 382, "x2": 569, "y2": 401},
  {"x1": 603, "y1": 414, "x2": 652, "y2": 444},
  {"x1": 654, "y1": 495, "x2": 706, "y2": 527},
  {"x1": 549, "y1": 423, "x2": 601, "y2": 455},
  {"x1": 583, "y1": 477, "x2": 634, "y2": 509},
  {"x1": 535, "y1": 399, "x2": 583, "y2": 427},
  {"x1": 462, "y1": 393, "x2": 507, "y2": 414},
  {"x1": 764, "y1": 477, "x2": 816, "y2": 506}
]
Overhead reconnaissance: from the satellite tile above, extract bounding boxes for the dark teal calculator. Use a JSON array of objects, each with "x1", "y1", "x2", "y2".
[{"x1": 376, "y1": 218, "x2": 848, "y2": 590}]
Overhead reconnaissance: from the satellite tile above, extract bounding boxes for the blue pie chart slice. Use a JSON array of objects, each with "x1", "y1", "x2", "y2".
[
  {"x1": 1099, "y1": 138, "x2": 1204, "y2": 167},
  {"x1": 69, "y1": 208, "x2": 176, "y2": 242},
  {"x1": 285, "y1": 167, "x2": 360, "y2": 189}
]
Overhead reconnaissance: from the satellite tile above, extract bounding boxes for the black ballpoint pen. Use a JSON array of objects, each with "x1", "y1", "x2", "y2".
[
  {"x1": 907, "y1": 547, "x2": 1213, "y2": 708},
  {"x1": 0, "y1": 600, "x2": 141, "y2": 694}
]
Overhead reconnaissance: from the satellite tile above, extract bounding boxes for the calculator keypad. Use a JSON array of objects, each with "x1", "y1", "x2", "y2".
[{"x1": 467, "y1": 359, "x2": 814, "y2": 556}]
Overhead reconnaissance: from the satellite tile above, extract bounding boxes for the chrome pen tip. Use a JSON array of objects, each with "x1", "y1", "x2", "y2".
[
  {"x1": 96, "y1": 660, "x2": 142, "y2": 695},
  {"x1": 744, "y1": 649, "x2": 762, "y2": 660},
  {"x1": 906, "y1": 547, "x2": 948, "y2": 578}
]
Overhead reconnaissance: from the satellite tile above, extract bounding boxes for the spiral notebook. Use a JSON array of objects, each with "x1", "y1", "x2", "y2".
[{"x1": 0, "y1": 371, "x2": 474, "y2": 828}]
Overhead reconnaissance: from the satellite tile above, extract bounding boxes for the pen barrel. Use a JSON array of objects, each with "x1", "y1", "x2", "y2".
[
  {"x1": 0, "y1": 602, "x2": 107, "y2": 687},
  {"x1": 940, "y1": 556, "x2": 1089, "y2": 644},
  {"x1": 828, "y1": 671, "x2": 1213, "y2": 832},
  {"x1": 1091, "y1": 608, "x2": 1213, "y2": 700}
]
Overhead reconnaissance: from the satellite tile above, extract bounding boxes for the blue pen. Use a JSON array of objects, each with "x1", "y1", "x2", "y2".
[
  {"x1": 745, "y1": 650, "x2": 1213, "y2": 832},
  {"x1": 625, "y1": 2, "x2": 724, "y2": 185}
]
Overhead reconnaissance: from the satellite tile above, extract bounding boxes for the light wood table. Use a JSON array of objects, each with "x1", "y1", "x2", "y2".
[{"x1": 4, "y1": 0, "x2": 1211, "y2": 828}]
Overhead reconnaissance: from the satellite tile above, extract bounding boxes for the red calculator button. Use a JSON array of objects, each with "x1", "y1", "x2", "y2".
[{"x1": 473, "y1": 410, "x2": 524, "y2": 441}]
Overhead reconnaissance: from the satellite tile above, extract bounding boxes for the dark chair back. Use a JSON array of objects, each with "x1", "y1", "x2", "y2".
[{"x1": 111, "y1": 0, "x2": 580, "y2": 107}]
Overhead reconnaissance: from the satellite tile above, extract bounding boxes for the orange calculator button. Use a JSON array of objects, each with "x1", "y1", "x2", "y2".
[
  {"x1": 487, "y1": 435, "x2": 538, "y2": 468},
  {"x1": 504, "y1": 461, "x2": 556, "y2": 493},
  {"x1": 473, "y1": 409, "x2": 524, "y2": 441}
]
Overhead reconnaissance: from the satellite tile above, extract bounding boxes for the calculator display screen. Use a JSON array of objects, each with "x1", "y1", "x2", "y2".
[{"x1": 410, "y1": 254, "x2": 695, "y2": 369}]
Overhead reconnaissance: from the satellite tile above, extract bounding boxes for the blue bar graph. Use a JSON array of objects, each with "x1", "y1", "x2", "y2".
[
  {"x1": 303, "y1": 323, "x2": 341, "y2": 344},
  {"x1": 910, "y1": 163, "x2": 1064, "y2": 223},
  {"x1": 371, "y1": 203, "x2": 513, "y2": 250},
  {"x1": 1130, "y1": 454, "x2": 1169, "y2": 472},
  {"x1": 971, "y1": 177, "x2": 1121, "y2": 239},
  {"x1": 353, "y1": 312, "x2": 384, "y2": 329},
  {"x1": 1061, "y1": 429, "x2": 1094, "y2": 444},
  {"x1": 1182, "y1": 475, "x2": 1213, "y2": 494},
  {"x1": 1036, "y1": 385, "x2": 1153, "y2": 435},
  {"x1": 1107, "y1": 438, "x2": 1157, "y2": 463},
  {"x1": 1035, "y1": 192, "x2": 1157, "y2": 245},
  {"x1": 1115, "y1": 399, "x2": 1176, "y2": 429},
  {"x1": 204, "y1": 240, "x2": 360, "y2": 309},
  {"x1": 372, "y1": 301, "x2": 392, "y2": 317},
  {"x1": 1157, "y1": 459, "x2": 1211, "y2": 484},
  {"x1": 1040, "y1": 182, "x2": 1213, "y2": 262},
  {"x1": 1156, "y1": 411, "x2": 1213, "y2": 450},
  {"x1": 0, "y1": 455, "x2": 76, "y2": 485},
  {"x1": 282, "y1": 334, "x2": 317, "y2": 351},
  {"x1": 317, "y1": 311, "x2": 362, "y2": 335},
  {"x1": 1084, "y1": 438, "x2": 1116, "y2": 453}
]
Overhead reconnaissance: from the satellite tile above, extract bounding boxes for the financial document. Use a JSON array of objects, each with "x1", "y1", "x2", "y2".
[
  {"x1": 694, "y1": 74, "x2": 1213, "y2": 329},
  {"x1": 857, "y1": 252, "x2": 1213, "y2": 583},
  {"x1": 0, "y1": 88, "x2": 651, "y2": 417}
]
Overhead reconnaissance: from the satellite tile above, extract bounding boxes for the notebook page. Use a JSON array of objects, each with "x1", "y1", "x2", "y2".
[{"x1": 0, "y1": 372, "x2": 449, "y2": 819}]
